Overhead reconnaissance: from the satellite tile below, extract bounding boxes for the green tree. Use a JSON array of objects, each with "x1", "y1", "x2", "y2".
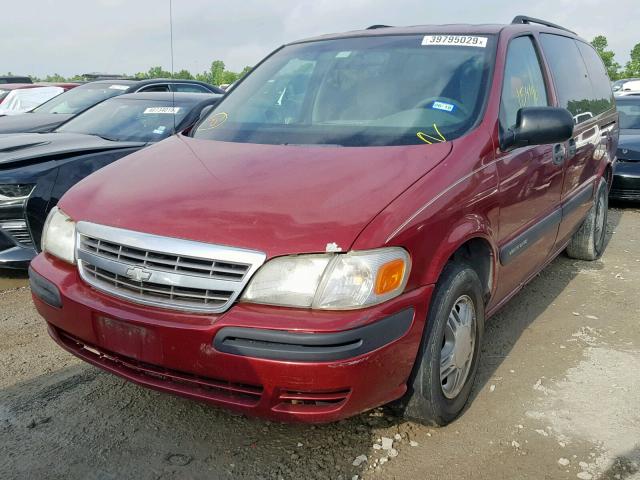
[
  {"x1": 135, "y1": 66, "x2": 173, "y2": 79},
  {"x1": 43, "y1": 73, "x2": 67, "y2": 82},
  {"x1": 591, "y1": 35, "x2": 621, "y2": 80},
  {"x1": 624, "y1": 43, "x2": 640, "y2": 78},
  {"x1": 174, "y1": 69, "x2": 194, "y2": 80},
  {"x1": 209, "y1": 60, "x2": 226, "y2": 86}
]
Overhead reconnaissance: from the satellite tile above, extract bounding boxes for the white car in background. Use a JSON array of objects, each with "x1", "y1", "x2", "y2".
[
  {"x1": 0, "y1": 86, "x2": 64, "y2": 115},
  {"x1": 615, "y1": 80, "x2": 640, "y2": 97}
]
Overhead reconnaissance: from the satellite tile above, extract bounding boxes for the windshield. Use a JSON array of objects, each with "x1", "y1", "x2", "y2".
[
  {"x1": 0, "y1": 90, "x2": 8, "y2": 102},
  {"x1": 194, "y1": 34, "x2": 496, "y2": 147},
  {"x1": 56, "y1": 98, "x2": 191, "y2": 142},
  {"x1": 33, "y1": 83, "x2": 131, "y2": 114},
  {"x1": 618, "y1": 100, "x2": 640, "y2": 130}
]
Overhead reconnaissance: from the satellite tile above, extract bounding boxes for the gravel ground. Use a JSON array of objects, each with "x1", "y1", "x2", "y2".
[{"x1": 1, "y1": 205, "x2": 639, "y2": 480}]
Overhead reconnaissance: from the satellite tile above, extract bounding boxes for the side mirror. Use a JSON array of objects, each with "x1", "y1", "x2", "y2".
[
  {"x1": 198, "y1": 104, "x2": 216, "y2": 122},
  {"x1": 501, "y1": 107, "x2": 574, "y2": 151}
]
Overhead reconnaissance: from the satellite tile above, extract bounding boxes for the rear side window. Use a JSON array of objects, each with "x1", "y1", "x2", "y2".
[
  {"x1": 172, "y1": 84, "x2": 209, "y2": 93},
  {"x1": 138, "y1": 85, "x2": 170, "y2": 93},
  {"x1": 576, "y1": 41, "x2": 615, "y2": 114},
  {"x1": 540, "y1": 34, "x2": 613, "y2": 124},
  {"x1": 500, "y1": 36, "x2": 549, "y2": 131}
]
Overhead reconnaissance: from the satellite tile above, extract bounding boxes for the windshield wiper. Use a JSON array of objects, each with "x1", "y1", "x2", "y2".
[{"x1": 95, "y1": 134, "x2": 120, "y2": 142}]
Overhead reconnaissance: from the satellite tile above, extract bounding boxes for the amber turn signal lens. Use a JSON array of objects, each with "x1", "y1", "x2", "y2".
[{"x1": 375, "y1": 259, "x2": 406, "y2": 295}]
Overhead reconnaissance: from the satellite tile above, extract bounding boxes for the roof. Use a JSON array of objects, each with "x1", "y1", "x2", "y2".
[
  {"x1": 114, "y1": 92, "x2": 221, "y2": 103},
  {"x1": 290, "y1": 20, "x2": 582, "y2": 45},
  {"x1": 76, "y1": 78, "x2": 223, "y2": 94},
  {"x1": 0, "y1": 83, "x2": 41, "y2": 91}
]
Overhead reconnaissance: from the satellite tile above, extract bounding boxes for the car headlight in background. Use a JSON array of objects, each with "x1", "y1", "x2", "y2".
[
  {"x1": 242, "y1": 247, "x2": 411, "y2": 310},
  {"x1": 0, "y1": 184, "x2": 35, "y2": 206},
  {"x1": 41, "y1": 207, "x2": 76, "y2": 264}
]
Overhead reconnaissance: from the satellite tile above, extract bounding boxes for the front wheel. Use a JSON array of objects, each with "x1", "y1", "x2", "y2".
[
  {"x1": 566, "y1": 178, "x2": 608, "y2": 261},
  {"x1": 395, "y1": 262, "x2": 485, "y2": 426}
]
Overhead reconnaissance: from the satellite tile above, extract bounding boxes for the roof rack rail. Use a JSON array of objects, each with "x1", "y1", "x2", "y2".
[
  {"x1": 511, "y1": 15, "x2": 575, "y2": 34},
  {"x1": 366, "y1": 24, "x2": 392, "y2": 30}
]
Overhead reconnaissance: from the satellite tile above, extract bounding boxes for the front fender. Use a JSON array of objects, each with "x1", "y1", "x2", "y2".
[{"x1": 352, "y1": 146, "x2": 500, "y2": 292}]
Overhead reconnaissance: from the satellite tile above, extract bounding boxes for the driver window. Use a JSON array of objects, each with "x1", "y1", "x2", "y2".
[{"x1": 500, "y1": 36, "x2": 549, "y2": 131}]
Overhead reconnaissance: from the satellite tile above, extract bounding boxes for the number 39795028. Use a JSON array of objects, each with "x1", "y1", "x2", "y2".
[{"x1": 422, "y1": 35, "x2": 488, "y2": 48}]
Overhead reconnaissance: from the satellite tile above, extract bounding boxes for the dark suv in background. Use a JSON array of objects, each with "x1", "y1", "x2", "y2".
[
  {"x1": 0, "y1": 79, "x2": 223, "y2": 134},
  {"x1": 31, "y1": 16, "x2": 617, "y2": 425}
]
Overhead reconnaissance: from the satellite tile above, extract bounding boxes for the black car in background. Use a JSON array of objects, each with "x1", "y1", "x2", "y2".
[
  {"x1": 611, "y1": 96, "x2": 640, "y2": 200},
  {"x1": 0, "y1": 92, "x2": 221, "y2": 268},
  {"x1": 0, "y1": 79, "x2": 223, "y2": 134},
  {"x1": 0, "y1": 76, "x2": 33, "y2": 84}
]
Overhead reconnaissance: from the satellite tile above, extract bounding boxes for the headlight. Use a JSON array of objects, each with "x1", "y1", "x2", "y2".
[
  {"x1": 241, "y1": 247, "x2": 410, "y2": 310},
  {"x1": 41, "y1": 207, "x2": 76, "y2": 264},
  {"x1": 0, "y1": 184, "x2": 35, "y2": 206}
]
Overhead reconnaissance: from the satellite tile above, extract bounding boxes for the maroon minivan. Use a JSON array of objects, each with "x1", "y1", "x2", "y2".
[{"x1": 30, "y1": 16, "x2": 618, "y2": 425}]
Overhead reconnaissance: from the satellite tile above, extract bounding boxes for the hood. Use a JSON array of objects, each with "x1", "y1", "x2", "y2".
[
  {"x1": 0, "y1": 113, "x2": 73, "y2": 134},
  {"x1": 0, "y1": 133, "x2": 146, "y2": 168},
  {"x1": 618, "y1": 131, "x2": 640, "y2": 161},
  {"x1": 60, "y1": 135, "x2": 452, "y2": 258}
]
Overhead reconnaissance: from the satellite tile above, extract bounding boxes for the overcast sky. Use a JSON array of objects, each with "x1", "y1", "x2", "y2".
[{"x1": 3, "y1": 0, "x2": 639, "y2": 77}]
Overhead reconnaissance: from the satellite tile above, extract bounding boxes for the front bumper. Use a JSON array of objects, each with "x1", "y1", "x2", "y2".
[
  {"x1": 611, "y1": 162, "x2": 640, "y2": 200},
  {"x1": 30, "y1": 253, "x2": 433, "y2": 423}
]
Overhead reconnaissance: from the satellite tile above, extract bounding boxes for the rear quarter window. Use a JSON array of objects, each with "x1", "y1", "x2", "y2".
[{"x1": 540, "y1": 34, "x2": 614, "y2": 124}]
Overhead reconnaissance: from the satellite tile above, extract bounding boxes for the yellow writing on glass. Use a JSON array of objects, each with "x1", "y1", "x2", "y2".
[
  {"x1": 515, "y1": 85, "x2": 540, "y2": 108},
  {"x1": 198, "y1": 112, "x2": 228, "y2": 131},
  {"x1": 417, "y1": 124, "x2": 447, "y2": 145}
]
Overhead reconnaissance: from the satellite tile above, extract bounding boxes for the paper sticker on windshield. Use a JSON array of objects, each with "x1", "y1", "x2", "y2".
[
  {"x1": 432, "y1": 101, "x2": 455, "y2": 112},
  {"x1": 335, "y1": 51, "x2": 352, "y2": 58},
  {"x1": 143, "y1": 107, "x2": 181, "y2": 114},
  {"x1": 109, "y1": 85, "x2": 129, "y2": 90},
  {"x1": 422, "y1": 35, "x2": 488, "y2": 48}
]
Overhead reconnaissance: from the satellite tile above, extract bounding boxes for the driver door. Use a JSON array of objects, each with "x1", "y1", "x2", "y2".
[{"x1": 493, "y1": 35, "x2": 564, "y2": 302}]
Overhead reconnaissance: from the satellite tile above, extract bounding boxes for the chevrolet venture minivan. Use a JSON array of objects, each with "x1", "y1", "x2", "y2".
[{"x1": 30, "y1": 16, "x2": 618, "y2": 425}]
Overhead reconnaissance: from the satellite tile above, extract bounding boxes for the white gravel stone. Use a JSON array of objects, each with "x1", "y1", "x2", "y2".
[
  {"x1": 373, "y1": 444, "x2": 382, "y2": 450},
  {"x1": 379, "y1": 457, "x2": 388, "y2": 465},
  {"x1": 511, "y1": 441, "x2": 521, "y2": 449},
  {"x1": 394, "y1": 433, "x2": 401, "y2": 441},
  {"x1": 388, "y1": 448, "x2": 399, "y2": 458},
  {"x1": 579, "y1": 462, "x2": 589, "y2": 469},
  {"x1": 409, "y1": 441, "x2": 419, "y2": 447},
  {"x1": 490, "y1": 384, "x2": 496, "y2": 392},
  {"x1": 577, "y1": 473, "x2": 593, "y2": 480},
  {"x1": 352, "y1": 455, "x2": 367, "y2": 467},
  {"x1": 381, "y1": 437, "x2": 394, "y2": 450},
  {"x1": 558, "y1": 458, "x2": 570, "y2": 466}
]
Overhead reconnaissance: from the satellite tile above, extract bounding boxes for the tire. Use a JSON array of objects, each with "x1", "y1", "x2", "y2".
[
  {"x1": 566, "y1": 178, "x2": 608, "y2": 261},
  {"x1": 393, "y1": 261, "x2": 485, "y2": 426}
]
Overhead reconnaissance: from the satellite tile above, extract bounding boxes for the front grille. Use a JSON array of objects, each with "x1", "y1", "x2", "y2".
[
  {"x1": 610, "y1": 188, "x2": 640, "y2": 200},
  {"x1": 80, "y1": 236, "x2": 250, "y2": 281},
  {"x1": 0, "y1": 219, "x2": 33, "y2": 247},
  {"x1": 83, "y1": 263, "x2": 235, "y2": 310},
  {"x1": 76, "y1": 222, "x2": 266, "y2": 313}
]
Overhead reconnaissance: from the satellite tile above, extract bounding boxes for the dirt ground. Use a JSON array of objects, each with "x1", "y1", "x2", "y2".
[{"x1": 1, "y1": 205, "x2": 639, "y2": 480}]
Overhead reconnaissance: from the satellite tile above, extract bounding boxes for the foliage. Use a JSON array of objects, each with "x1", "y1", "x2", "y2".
[
  {"x1": 591, "y1": 35, "x2": 621, "y2": 80},
  {"x1": 8, "y1": 59, "x2": 253, "y2": 86},
  {"x1": 623, "y1": 43, "x2": 640, "y2": 78}
]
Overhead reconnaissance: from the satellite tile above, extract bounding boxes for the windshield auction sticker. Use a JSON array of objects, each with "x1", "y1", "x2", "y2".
[
  {"x1": 143, "y1": 107, "x2": 181, "y2": 114},
  {"x1": 422, "y1": 35, "x2": 488, "y2": 48}
]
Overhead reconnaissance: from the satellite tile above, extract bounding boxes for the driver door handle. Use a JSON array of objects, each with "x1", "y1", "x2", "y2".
[{"x1": 553, "y1": 143, "x2": 566, "y2": 165}]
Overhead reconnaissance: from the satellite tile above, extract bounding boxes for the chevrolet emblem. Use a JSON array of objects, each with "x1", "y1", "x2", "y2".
[{"x1": 125, "y1": 267, "x2": 152, "y2": 282}]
